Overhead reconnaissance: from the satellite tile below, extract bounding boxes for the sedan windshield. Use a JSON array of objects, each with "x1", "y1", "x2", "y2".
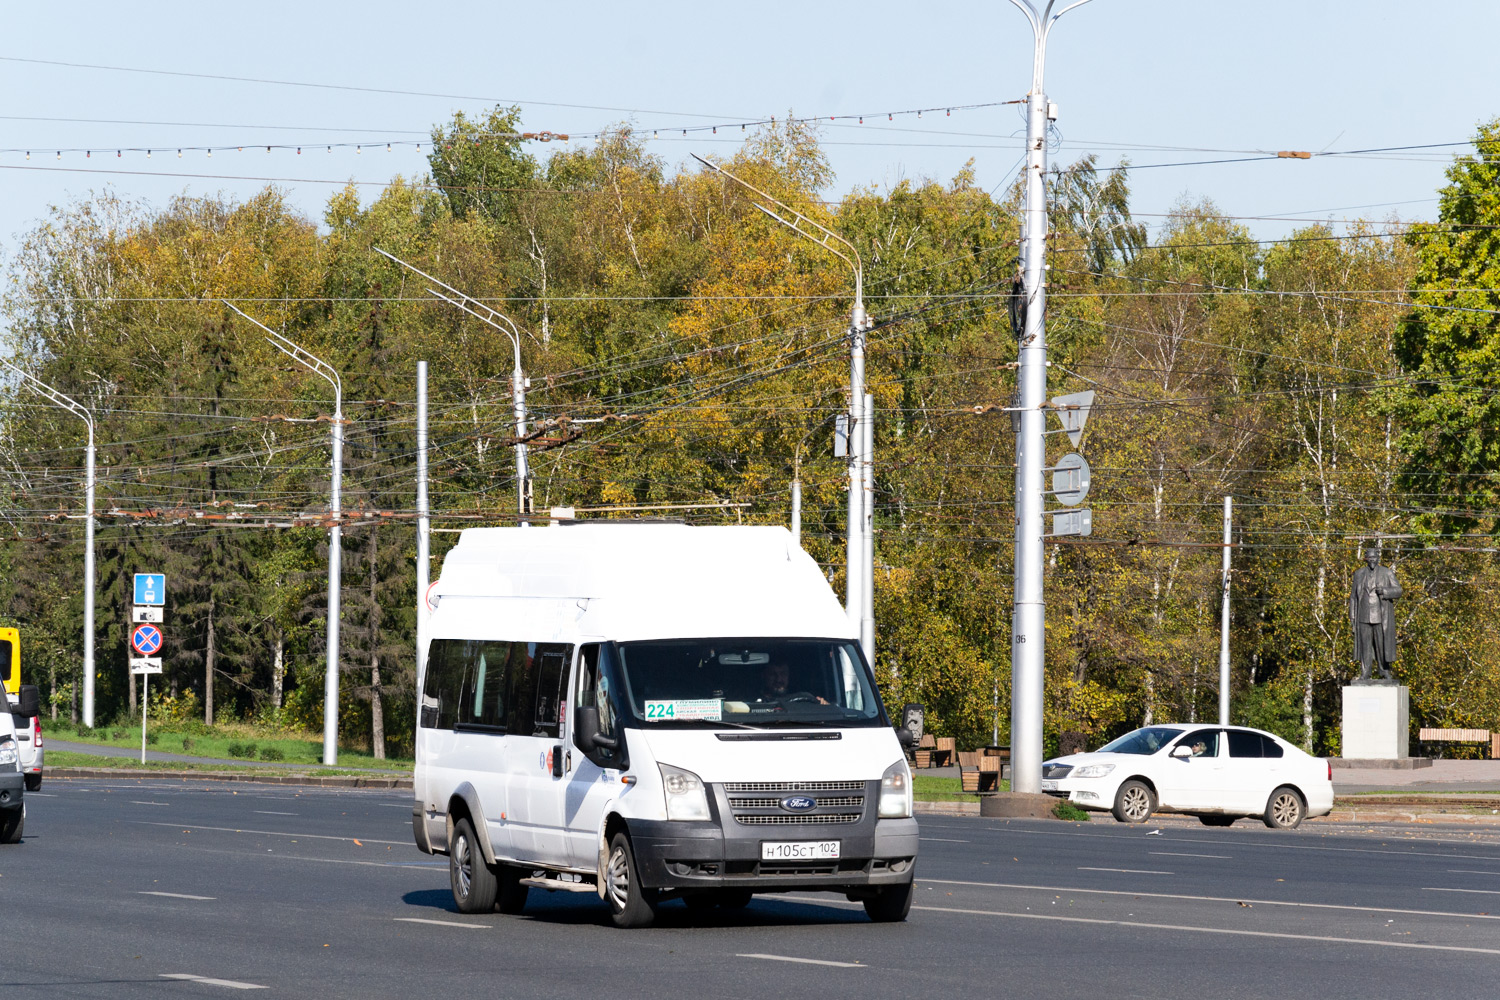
[
  {"x1": 614, "y1": 638, "x2": 885, "y2": 727},
  {"x1": 1096, "y1": 727, "x2": 1182, "y2": 755}
]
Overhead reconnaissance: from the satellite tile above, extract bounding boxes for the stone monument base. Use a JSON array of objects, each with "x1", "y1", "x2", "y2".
[{"x1": 1341, "y1": 684, "x2": 1409, "y2": 759}]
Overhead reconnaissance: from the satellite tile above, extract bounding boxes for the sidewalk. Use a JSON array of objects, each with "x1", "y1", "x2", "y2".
[{"x1": 1335, "y1": 758, "x2": 1500, "y2": 794}]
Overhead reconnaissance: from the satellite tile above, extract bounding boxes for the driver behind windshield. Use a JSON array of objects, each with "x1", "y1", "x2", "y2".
[{"x1": 755, "y1": 659, "x2": 827, "y2": 705}]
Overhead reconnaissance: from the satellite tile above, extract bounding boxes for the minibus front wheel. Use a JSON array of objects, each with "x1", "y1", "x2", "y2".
[
  {"x1": 605, "y1": 831, "x2": 659, "y2": 929},
  {"x1": 449, "y1": 817, "x2": 498, "y2": 914}
]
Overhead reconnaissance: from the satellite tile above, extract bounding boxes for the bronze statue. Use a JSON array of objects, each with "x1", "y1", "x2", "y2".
[{"x1": 1349, "y1": 547, "x2": 1401, "y2": 682}]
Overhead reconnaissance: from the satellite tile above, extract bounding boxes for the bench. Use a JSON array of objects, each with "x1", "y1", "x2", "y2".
[
  {"x1": 957, "y1": 751, "x2": 1001, "y2": 793},
  {"x1": 1417, "y1": 728, "x2": 1496, "y2": 758},
  {"x1": 932, "y1": 736, "x2": 956, "y2": 769},
  {"x1": 982, "y1": 745, "x2": 1011, "y2": 781},
  {"x1": 912, "y1": 733, "x2": 936, "y2": 768}
]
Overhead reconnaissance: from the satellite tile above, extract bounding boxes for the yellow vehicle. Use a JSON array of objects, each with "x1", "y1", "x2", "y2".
[{"x1": 0, "y1": 628, "x2": 17, "y2": 698}]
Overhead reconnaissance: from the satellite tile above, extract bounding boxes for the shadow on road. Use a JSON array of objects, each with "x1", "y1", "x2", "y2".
[{"x1": 399, "y1": 887, "x2": 871, "y2": 928}]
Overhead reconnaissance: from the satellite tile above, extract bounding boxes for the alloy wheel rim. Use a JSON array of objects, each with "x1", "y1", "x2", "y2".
[
  {"x1": 1272, "y1": 794, "x2": 1299, "y2": 826},
  {"x1": 606, "y1": 846, "x2": 629, "y2": 909},
  {"x1": 1123, "y1": 787, "x2": 1150, "y2": 820},
  {"x1": 454, "y1": 834, "x2": 472, "y2": 897}
]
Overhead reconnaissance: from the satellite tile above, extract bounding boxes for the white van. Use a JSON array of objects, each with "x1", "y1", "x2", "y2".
[
  {"x1": 411, "y1": 523, "x2": 918, "y2": 927},
  {"x1": 0, "y1": 685, "x2": 39, "y2": 844}
]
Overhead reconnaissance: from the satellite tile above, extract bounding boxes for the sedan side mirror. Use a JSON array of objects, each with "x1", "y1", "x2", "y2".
[
  {"x1": 13, "y1": 685, "x2": 39, "y2": 720},
  {"x1": 1170, "y1": 744, "x2": 1193, "y2": 758}
]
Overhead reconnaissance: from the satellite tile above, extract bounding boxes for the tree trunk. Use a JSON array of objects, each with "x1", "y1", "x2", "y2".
[
  {"x1": 272, "y1": 632, "x2": 284, "y2": 710},
  {"x1": 369, "y1": 525, "x2": 385, "y2": 759},
  {"x1": 205, "y1": 593, "x2": 216, "y2": 726},
  {"x1": 49, "y1": 661, "x2": 57, "y2": 721}
]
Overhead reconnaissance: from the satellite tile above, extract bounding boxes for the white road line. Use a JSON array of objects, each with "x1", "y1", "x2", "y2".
[
  {"x1": 377, "y1": 803, "x2": 411, "y2": 808},
  {"x1": 982, "y1": 824, "x2": 1500, "y2": 863},
  {"x1": 738, "y1": 954, "x2": 865, "y2": 968},
  {"x1": 1078, "y1": 866, "x2": 1174, "y2": 875},
  {"x1": 134, "y1": 821, "x2": 406, "y2": 845},
  {"x1": 26, "y1": 792, "x2": 57, "y2": 797},
  {"x1": 918, "y1": 878, "x2": 1500, "y2": 921},
  {"x1": 920, "y1": 837, "x2": 970, "y2": 843},
  {"x1": 132, "y1": 801, "x2": 170, "y2": 806},
  {"x1": 272, "y1": 854, "x2": 448, "y2": 869},
  {"x1": 1449, "y1": 869, "x2": 1500, "y2": 876},
  {"x1": 1423, "y1": 887, "x2": 1500, "y2": 895},
  {"x1": 1150, "y1": 852, "x2": 1232, "y2": 859},
  {"x1": 253, "y1": 811, "x2": 296, "y2": 816},
  {"x1": 907, "y1": 903, "x2": 1500, "y2": 957},
  {"x1": 160, "y1": 974, "x2": 266, "y2": 990},
  {"x1": 394, "y1": 917, "x2": 487, "y2": 929},
  {"x1": 140, "y1": 891, "x2": 216, "y2": 901}
]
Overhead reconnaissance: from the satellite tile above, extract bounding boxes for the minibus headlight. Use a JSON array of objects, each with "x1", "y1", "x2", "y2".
[
  {"x1": 658, "y1": 763, "x2": 712, "y2": 822},
  {"x1": 0, "y1": 738, "x2": 16, "y2": 769},
  {"x1": 879, "y1": 759, "x2": 912, "y2": 819}
]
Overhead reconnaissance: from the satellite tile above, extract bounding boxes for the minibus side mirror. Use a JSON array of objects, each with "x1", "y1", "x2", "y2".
[
  {"x1": 897, "y1": 726, "x2": 917, "y2": 749},
  {"x1": 13, "y1": 685, "x2": 39, "y2": 720},
  {"x1": 575, "y1": 706, "x2": 617, "y2": 752}
]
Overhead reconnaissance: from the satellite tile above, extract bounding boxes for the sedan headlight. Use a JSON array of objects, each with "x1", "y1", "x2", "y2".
[
  {"x1": 0, "y1": 738, "x2": 16, "y2": 770},
  {"x1": 1071, "y1": 763, "x2": 1115, "y2": 779},
  {"x1": 658, "y1": 763, "x2": 711, "y2": 821},
  {"x1": 879, "y1": 759, "x2": 913, "y2": 819}
]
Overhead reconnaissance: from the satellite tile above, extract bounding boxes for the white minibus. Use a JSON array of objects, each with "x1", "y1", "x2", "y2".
[{"x1": 411, "y1": 523, "x2": 918, "y2": 927}]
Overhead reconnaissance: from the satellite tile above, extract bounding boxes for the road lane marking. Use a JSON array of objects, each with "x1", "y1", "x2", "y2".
[
  {"x1": 26, "y1": 792, "x2": 57, "y2": 797},
  {"x1": 738, "y1": 954, "x2": 865, "y2": 968},
  {"x1": 1449, "y1": 869, "x2": 1500, "y2": 876},
  {"x1": 134, "y1": 821, "x2": 406, "y2": 845},
  {"x1": 140, "y1": 891, "x2": 215, "y2": 900},
  {"x1": 132, "y1": 801, "x2": 170, "y2": 806},
  {"x1": 271, "y1": 854, "x2": 448, "y2": 869},
  {"x1": 1078, "y1": 867, "x2": 1174, "y2": 875},
  {"x1": 253, "y1": 811, "x2": 297, "y2": 816},
  {"x1": 920, "y1": 837, "x2": 970, "y2": 843},
  {"x1": 1150, "y1": 852, "x2": 1232, "y2": 859},
  {"x1": 395, "y1": 917, "x2": 487, "y2": 929},
  {"x1": 908, "y1": 903, "x2": 1500, "y2": 956},
  {"x1": 979, "y1": 824, "x2": 1500, "y2": 863},
  {"x1": 159, "y1": 974, "x2": 266, "y2": 989},
  {"x1": 919, "y1": 878, "x2": 1500, "y2": 920},
  {"x1": 1423, "y1": 887, "x2": 1500, "y2": 895}
]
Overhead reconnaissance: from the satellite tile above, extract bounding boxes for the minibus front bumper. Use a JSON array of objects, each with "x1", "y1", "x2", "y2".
[{"x1": 628, "y1": 781, "x2": 918, "y2": 891}]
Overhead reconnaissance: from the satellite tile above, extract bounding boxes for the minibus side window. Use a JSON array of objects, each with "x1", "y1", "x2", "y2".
[
  {"x1": 0, "y1": 640, "x2": 12, "y2": 682},
  {"x1": 458, "y1": 640, "x2": 511, "y2": 732},
  {"x1": 421, "y1": 640, "x2": 463, "y2": 730},
  {"x1": 574, "y1": 643, "x2": 622, "y2": 765},
  {"x1": 501, "y1": 642, "x2": 536, "y2": 735},
  {"x1": 532, "y1": 645, "x2": 570, "y2": 738}
]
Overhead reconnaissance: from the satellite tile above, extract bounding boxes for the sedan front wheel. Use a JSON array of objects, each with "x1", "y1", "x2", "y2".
[{"x1": 1112, "y1": 780, "x2": 1156, "y2": 823}]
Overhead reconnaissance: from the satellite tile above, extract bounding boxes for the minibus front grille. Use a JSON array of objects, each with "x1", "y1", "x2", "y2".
[
  {"x1": 723, "y1": 781, "x2": 863, "y2": 793},
  {"x1": 734, "y1": 813, "x2": 862, "y2": 826},
  {"x1": 728, "y1": 794, "x2": 864, "y2": 809}
]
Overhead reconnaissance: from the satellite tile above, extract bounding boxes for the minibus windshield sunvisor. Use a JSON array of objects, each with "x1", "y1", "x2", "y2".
[{"x1": 615, "y1": 639, "x2": 885, "y2": 728}]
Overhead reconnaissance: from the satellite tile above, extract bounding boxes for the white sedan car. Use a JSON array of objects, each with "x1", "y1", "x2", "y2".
[{"x1": 1040, "y1": 724, "x2": 1334, "y2": 827}]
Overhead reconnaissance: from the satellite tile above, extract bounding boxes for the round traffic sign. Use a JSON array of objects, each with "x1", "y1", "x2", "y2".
[{"x1": 131, "y1": 623, "x2": 163, "y2": 656}]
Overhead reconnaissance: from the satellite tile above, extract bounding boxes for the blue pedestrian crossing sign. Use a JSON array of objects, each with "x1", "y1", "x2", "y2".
[{"x1": 134, "y1": 573, "x2": 166, "y2": 606}]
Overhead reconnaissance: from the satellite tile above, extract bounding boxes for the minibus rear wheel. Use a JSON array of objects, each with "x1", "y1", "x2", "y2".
[
  {"x1": 605, "y1": 832, "x2": 659, "y2": 928},
  {"x1": 449, "y1": 817, "x2": 498, "y2": 913}
]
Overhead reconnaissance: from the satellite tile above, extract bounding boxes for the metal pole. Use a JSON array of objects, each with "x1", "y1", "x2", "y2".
[
  {"x1": 140, "y1": 673, "x2": 148, "y2": 765},
  {"x1": 83, "y1": 423, "x2": 96, "y2": 728},
  {"x1": 1007, "y1": 0, "x2": 1094, "y2": 794},
  {"x1": 1219, "y1": 495, "x2": 1232, "y2": 726},
  {"x1": 416, "y1": 362, "x2": 430, "y2": 687},
  {"x1": 861, "y1": 391, "x2": 875, "y2": 663},
  {"x1": 512, "y1": 351, "x2": 529, "y2": 520},
  {"x1": 847, "y1": 306, "x2": 866, "y2": 647},
  {"x1": 790, "y1": 476, "x2": 802, "y2": 547}
]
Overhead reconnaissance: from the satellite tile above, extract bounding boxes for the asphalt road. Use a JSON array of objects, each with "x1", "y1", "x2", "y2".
[{"x1": 5, "y1": 779, "x2": 1500, "y2": 999}]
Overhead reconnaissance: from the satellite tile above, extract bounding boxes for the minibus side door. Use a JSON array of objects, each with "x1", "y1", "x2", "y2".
[
  {"x1": 522, "y1": 643, "x2": 572, "y2": 865},
  {"x1": 564, "y1": 643, "x2": 629, "y2": 870}
]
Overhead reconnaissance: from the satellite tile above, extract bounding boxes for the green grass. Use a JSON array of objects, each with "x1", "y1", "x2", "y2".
[
  {"x1": 45, "y1": 749, "x2": 388, "y2": 778},
  {"x1": 913, "y1": 775, "x2": 1011, "y2": 801},
  {"x1": 44, "y1": 721, "x2": 410, "y2": 771}
]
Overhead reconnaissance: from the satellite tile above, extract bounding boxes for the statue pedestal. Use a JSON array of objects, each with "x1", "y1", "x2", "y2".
[{"x1": 1341, "y1": 684, "x2": 1409, "y2": 759}]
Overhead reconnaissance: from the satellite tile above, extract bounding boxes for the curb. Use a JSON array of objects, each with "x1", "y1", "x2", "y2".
[{"x1": 49, "y1": 767, "x2": 412, "y2": 789}]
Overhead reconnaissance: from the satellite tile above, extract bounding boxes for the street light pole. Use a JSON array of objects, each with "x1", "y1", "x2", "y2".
[
  {"x1": 690, "y1": 154, "x2": 875, "y2": 666},
  {"x1": 374, "y1": 248, "x2": 530, "y2": 519},
  {"x1": 224, "y1": 303, "x2": 344, "y2": 765},
  {"x1": 2, "y1": 361, "x2": 96, "y2": 726},
  {"x1": 1007, "y1": 0, "x2": 1094, "y2": 794}
]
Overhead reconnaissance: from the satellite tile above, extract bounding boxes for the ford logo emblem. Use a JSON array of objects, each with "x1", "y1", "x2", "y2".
[{"x1": 781, "y1": 795, "x2": 817, "y2": 812}]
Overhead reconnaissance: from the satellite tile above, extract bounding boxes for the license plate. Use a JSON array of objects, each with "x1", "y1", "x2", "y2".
[
  {"x1": 761, "y1": 840, "x2": 840, "y2": 861},
  {"x1": 1040, "y1": 779, "x2": 1059, "y2": 791}
]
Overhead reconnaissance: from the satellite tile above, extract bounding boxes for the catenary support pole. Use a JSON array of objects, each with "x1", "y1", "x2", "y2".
[
  {"x1": 861, "y1": 391, "x2": 875, "y2": 662},
  {"x1": 790, "y1": 475, "x2": 802, "y2": 547},
  {"x1": 1219, "y1": 495, "x2": 1232, "y2": 726},
  {"x1": 416, "y1": 361, "x2": 431, "y2": 686},
  {"x1": 1007, "y1": 0, "x2": 1094, "y2": 795}
]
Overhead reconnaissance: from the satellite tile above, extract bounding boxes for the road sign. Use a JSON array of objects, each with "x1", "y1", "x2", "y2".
[
  {"x1": 130, "y1": 623, "x2": 163, "y2": 656},
  {"x1": 1048, "y1": 508, "x2": 1093, "y2": 538},
  {"x1": 1051, "y1": 390, "x2": 1096, "y2": 447},
  {"x1": 134, "y1": 573, "x2": 166, "y2": 607},
  {"x1": 132, "y1": 606, "x2": 164, "y2": 623},
  {"x1": 129, "y1": 658, "x2": 163, "y2": 675},
  {"x1": 1050, "y1": 453, "x2": 1092, "y2": 506}
]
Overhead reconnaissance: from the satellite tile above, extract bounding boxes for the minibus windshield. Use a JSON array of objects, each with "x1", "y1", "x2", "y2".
[{"x1": 615, "y1": 638, "x2": 885, "y2": 727}]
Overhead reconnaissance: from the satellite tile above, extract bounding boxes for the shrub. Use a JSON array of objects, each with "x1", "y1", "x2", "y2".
[
  {"x1": 227, "y1": 742, "x2": 257, "y2": 759},
  {"x1": 181, "y1": 737, "x2": 195, "y2": 751},
  {"x1": 110, "y1": 730, "x2": 125, "y2": 741},
  {"x1": 146, "y1": 731, "x2": 159, "y2": 745},
  {"x1": 1052, "y1": 800, "x2": 1091, "y2": 822},
  {"x1": 259, "y1": 746, "x2": 285, "y2": 762}
]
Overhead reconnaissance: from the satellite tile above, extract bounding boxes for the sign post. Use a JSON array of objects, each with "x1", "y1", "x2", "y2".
[{"x1": 130, "y1": 574, "x2": 166, "y2": 764}]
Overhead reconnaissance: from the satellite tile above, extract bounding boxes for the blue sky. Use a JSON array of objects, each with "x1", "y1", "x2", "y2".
[{"x1": 1, "y1": 0, "x2": 1495, "y2": 262}]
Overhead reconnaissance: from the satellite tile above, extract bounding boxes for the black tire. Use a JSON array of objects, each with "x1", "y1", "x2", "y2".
[
  {"x1": 716, "y1": 889, "x2": 753, "y2": 910},
  {"x1": 0, "y1": 808, "x2": 22, "y2": 845},
  {"x1": 1264, "y1": 786, "x2": 1305, "y2": 829},
  {"x1": 863, "y1": 880, "x2": 913, "y2": 922},
  {"x1": 496, "y1": 865, "x2": 530, "y2": 915},
  {"x1": 24, "y1": 774, "x2": 41, "y2": 792},
  {"x1": 1112, "y1": 780, "x2": 1156, "y2": 823},
  {"x1": 682, "y1": 892, "x2": 719, "y2": 912},
  {"x1": 1199, "y1": 815, "x2": 1236, "y2": 827},
  {"x1": 448, "y1": 817, "x2": 497, "y2": 913},
  {"x1": 604, "y1": 832, "x2": 659, "y2": 928}
]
